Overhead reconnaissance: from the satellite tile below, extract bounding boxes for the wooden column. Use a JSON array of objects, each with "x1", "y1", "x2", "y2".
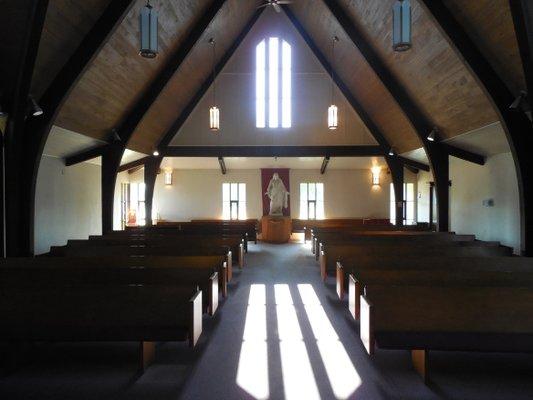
[
  {"x1": 144, "y1": 157, "x2": 160, "y2": 227},
  {"x1": 101, "y1": 144, "x2": 123, "y2": 234},
  {"x1": 388, "y1": 157, "x2": 404, "y2": 227},
  {"x1": 510, "y1": 0, "x2": 533, "y2": 101},
  {"x1": 428, "y1": 144, "x2": 449, "y2": 232}
]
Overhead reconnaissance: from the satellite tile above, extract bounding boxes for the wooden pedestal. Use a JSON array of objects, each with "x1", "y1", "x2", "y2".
[{"x1": 261, "y1": 216, "x2": 291, "y2": 244}]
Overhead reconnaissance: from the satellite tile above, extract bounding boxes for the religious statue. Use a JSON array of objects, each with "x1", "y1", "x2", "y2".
[{"x1": 265, "y1": 173, "x2": 289, "y2": 216}]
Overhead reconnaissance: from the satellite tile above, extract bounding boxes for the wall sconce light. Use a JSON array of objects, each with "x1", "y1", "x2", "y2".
[
  {"x1": 164, "y1": 169, "x2": 172, "y2": 185},
  {"x1": 371, "y1": 166, "x2": 381, "y2": 185}
]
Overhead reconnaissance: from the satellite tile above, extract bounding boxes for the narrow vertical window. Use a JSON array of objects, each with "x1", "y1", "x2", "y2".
[
  {"x1": 256, "y1": 40, "x2": 266, "y2": 128},
  {"x1": 281, "y1": 40, "x2": 291, "y2": 128},
  {"x1": 268, "y1": 37, "x2": 279, "y2": 128},
  {"x1": 223, "y1": 182, "x2": 247, "y2": 220},
  {"x1": 256, "y1": 37, "x2": 291, "y2": 129},
  {"x1": 300, "y1": 183, "x2": 324, "y2": 220}
]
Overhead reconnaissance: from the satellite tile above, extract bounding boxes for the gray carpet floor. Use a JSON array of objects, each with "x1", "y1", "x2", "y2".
[{"x1": 1, "y1": 242, "x2": 533, "y2": 399}]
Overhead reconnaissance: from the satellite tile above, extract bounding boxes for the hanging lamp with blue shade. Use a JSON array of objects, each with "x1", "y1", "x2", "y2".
[
  {"x1": 139, "y1": 1, "x2": 158, "y2": 58},
  {"x1": 392, "y1": 0, "x2": 412, "y2": 52}
]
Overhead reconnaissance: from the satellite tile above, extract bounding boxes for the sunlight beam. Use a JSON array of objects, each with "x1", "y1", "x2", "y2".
[{"x1": 298, "y1": 284, "x2": 361, "y2": 399}]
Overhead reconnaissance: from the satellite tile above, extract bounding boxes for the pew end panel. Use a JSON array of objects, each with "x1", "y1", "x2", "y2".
[
  {"x1": 209, "y1": 272, "x2": 219, "y2": 316},
  {"x1": 239, "y1": 243, "x2": 244, "y2": 269},
  {"x1": 227, "y1": 251, "x2": 233, "y2": 282},
  {"x1": 348, "y1": 273, "x2": 357, "y2": 319},
  {"x1": 139, "y1": 341, "x2": 156, "y2": 373},
  {"x1": 411, "y1": 349, "x2": 429, "y2": 384},
  {"x1": 221, "y1": 262, "x2": 228, "y2": 298},
  {"x1": 360, "y1": 295, "x2": 375, "y2": 355},
  {"x1": 320, "y1": 251, "x2": 327, "y2": 281},
  {"x1": 189, "y1": 290, "x2": 203, "y2": 348},
  {"x1": 336, "y1": 262, "x2": 345, "y2": 300}
]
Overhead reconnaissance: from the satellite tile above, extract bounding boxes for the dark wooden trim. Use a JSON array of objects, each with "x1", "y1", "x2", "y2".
[
  {"x1": 320, "y1": 156, "x2": 330, "y2": 174},
  {"x1": 64, "y1": 144, "x2": 109, "y2": 166},
  {"x1": 283, "y1": 6, "x2": 390, "y2": 149},
  {"x1": 388, "y1": 158, "x2": 404, "y2": 226},
  {"x1": 510, "y1": 0, "x2": 533, "y2": 101},
  {"x1": 158, "y1": 8, "x2": 265, "y2": 148},
  {"x1": 322, "y1": 0, "x2": 450, "y2": 231},
  {"x1": 118, "y1": 0, "x2": 226, "y2": 145},
  {"x1": 4, "y1": 0, "x2": 50, "y2": 256},
  {"x1": 163, "y1": 145, "x2": 385, "y2": 157},
  {"x1": 420, "y1": 0, "x2": 533, "y2": 253},
  {"x1": 396, "y1": 156, "x2": 430, "y2": 172},
  {"x1": 118, "y1": 156, "x2": 151, "y2": 173},
  {"x1": 218, "y1": 157, "x2": 227, "y2": 175},
  {"x1": 441, "y1": 143, "x2": 485, "y2": 165},
  {"x1": 144, "y1": 157, "x2": 159, "y2": 227}
]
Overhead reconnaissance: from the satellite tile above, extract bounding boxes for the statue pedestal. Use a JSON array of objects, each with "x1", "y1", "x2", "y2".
[{"x1": 261, "y1": 216, "x2": 292, "y2": 244}]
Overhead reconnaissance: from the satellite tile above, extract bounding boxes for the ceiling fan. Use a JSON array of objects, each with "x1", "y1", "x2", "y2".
[{"x1": 257, "y1": 0, "x2": 292, "y2": 13}]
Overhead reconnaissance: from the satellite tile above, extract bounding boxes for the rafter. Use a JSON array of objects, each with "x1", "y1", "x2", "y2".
[
  {"x1": 64, "y1": 144, "x2": 109, "y2": 166},
  {"x1": 510, "y1": 0, "x2": 533, "y2": 102},
  {"x1": 3, "y1": 0, "x2": 50, "y2": 256},
  {"x1": 157, "y1": 8, "x2": 265, "y2": 149},
  {"x1": 118, "y1": 155, "x2": 151, "y2": 173},
  {"x1": 420, "y1": 0, "x2": 533, "y2": 253},
  {"x1": 320, "y1": 156, "x2": 330, "y2": 174},
  {"x1": 396, "y1": 156, "x2": 430, "y2": 172},
  {"x1": 321, "y1": 0, "x2": 456, "y2": 231}
]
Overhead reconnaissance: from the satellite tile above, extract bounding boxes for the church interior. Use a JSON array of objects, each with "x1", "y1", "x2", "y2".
[{"x1": 1, "y1": 0, "x2": 533, "y2": 399}]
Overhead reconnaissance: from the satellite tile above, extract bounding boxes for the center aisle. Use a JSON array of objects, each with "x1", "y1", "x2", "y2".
[{"x1": 178, "y1": 242, "x2": 401, "y2": 400}]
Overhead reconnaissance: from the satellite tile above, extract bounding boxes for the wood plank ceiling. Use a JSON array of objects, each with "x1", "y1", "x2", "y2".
[{"x1": 31, "y1": 0, "x2": 520, "y2": 155}]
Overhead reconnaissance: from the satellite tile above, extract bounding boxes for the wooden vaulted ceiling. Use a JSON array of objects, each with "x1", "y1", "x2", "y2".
[{"x1": 30, "y1": 0, "x2": 526, "y2": 155}]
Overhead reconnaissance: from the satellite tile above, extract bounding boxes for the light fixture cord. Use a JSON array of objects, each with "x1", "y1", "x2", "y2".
[
  {"x1": 212, "y1": 40, "x2": 216, "y2": 105},
  {"x1": 331, "y1": 37, "x2": 335, "y2": 104}
]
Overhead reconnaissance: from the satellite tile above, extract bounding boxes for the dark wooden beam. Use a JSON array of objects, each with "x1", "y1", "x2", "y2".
[
  {"x1": 283, "y1": 6, "x2": 390, "y2": 149},
  {"x1": 101, "y1": 144, "x2": 124, "y2": 234},
  {"x1": 118, "y1": 156, "x2": 151, "y2": 172},
  {"x1": 218, "y1": 157, "x2": 227, "y2": 175},
  {"x1": 64, "y1": 144, "x2": 108, "y2": 166},
  {"x1": 3, "y1": 0, "x2": 49, "y2": 256},
  {"x1": 158, "y1": 8, "x2": 265, "y2": 148},
  {"x1": 128, "y1": 165, "x2": 144, "y2": 175},
  {"x1": 420, "y1": 0, "x2": 533, "y2": 254},
  {"x1": 396, "y1": 156, "x2": 430, "y2": 172},
  {"x1": 510, "y1": 0, "x2": 533, "y2": 103},
  {"x1": 118, "y1": 0, "x2": 226, "y2": 145},
  {"x1": 101, "y1": 1, "x2": 227, "y2": 232},
  {"x1": 388, "y1": 158, "x2": 405, "y2": 226},
  {"x1": 322, "y1": 0, "x2": 451, "y2": 231},
  {"x1": 320, "y1": 156, "x2": 330, "y2": 174},
  {"x1": 163, "y1": 145, "x2": 385, "y2": 157},
  {"x1": 441, "y1": 143, "x2": 485, "y2": 165},
  {"x1": 144, "y1": 157, "x2": 159, "y2": 227},
  {"x1": 404, "y1": 165, "x2": 419, "y2": 175},
  {"x1": 5, "y1": 0, "x2": 134, "y2": 255}
]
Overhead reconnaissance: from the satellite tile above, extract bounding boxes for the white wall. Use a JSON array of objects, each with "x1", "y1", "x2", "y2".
[
  {"x1": 151, "y1": 168, "x2": 392, "y2": 222},
  {"x1": 34, "y1": 156, "x2": 101, "y2": 254},
  {"x1": 450, "y1": 153, "x2": 520, "y2": 253},
  {"x1": 171, "y1": 9, "x2": 376, "y2": 147},
  {"x1": 416, "y1": 169, "x2": 432, "y2": 224}
]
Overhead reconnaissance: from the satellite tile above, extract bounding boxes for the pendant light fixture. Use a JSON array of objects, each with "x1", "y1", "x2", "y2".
[
  {"x1": 328, "y1": 36, "x2": 339, "y2": 130},
  {"x1": 209, "y1": 38, "x2": 220, "y2": 132},
  {"x1": 392, "y1": 0, "x2": 412, "y2": 52},
  {"x1": 139, "y1": 0, "x2": 158, "y2": 58}
]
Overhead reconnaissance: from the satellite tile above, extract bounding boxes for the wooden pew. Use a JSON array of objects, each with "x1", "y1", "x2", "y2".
[
  {"x1": 67, "y1": 235, "x2": 245, "y2": 269},
  {"x1": 360, "y1": 285, "x2": 533, "y2": 382},
  {"x1": 313, "y1": 231, "x2": 475, "y2": 258},
  {"x1": 0, "y1": 255, "x2": 223, "y2": 314},
  {"x1": 325, "y1": 243, "x2": 513, "y2": 295},
  {"x1": 0, "y1": 284, "x2": 202, "y2": 373},
  {"x1": 340, "y1": 255, "x2": 533, "y2": 320},
  {"x1": 49, "y1": 244, "x2": 234, "y2": 284}
]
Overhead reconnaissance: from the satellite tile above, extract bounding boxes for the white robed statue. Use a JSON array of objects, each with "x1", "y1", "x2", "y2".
[{"x1": 265, "y1": 173, "x2": 289, "y2": 216}]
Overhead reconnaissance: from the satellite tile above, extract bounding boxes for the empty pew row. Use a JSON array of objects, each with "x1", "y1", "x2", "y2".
[
  {"x1": 326, "y1": 243, "x2": 513, "y2": 295},
  {"x1": 65, "y1": 234, "x2": 245, "y2": 269},
  {"x1": 50, "y1": 244, "x2": 234, "y2": 284},
  {"x1": 0, "y1": 264, "x2": 204, "y2": 373},
  {"x1": 312, "y1": 231, "x2": 477, "y2": 258},
  {"x1": 360, "y1": 284, "x2": 533, "y2": 383}
]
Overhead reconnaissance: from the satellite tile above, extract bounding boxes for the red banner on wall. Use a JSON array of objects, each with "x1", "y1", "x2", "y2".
[{"x1": 261, "y1": 168, "x2": 291, "y2": 216}]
